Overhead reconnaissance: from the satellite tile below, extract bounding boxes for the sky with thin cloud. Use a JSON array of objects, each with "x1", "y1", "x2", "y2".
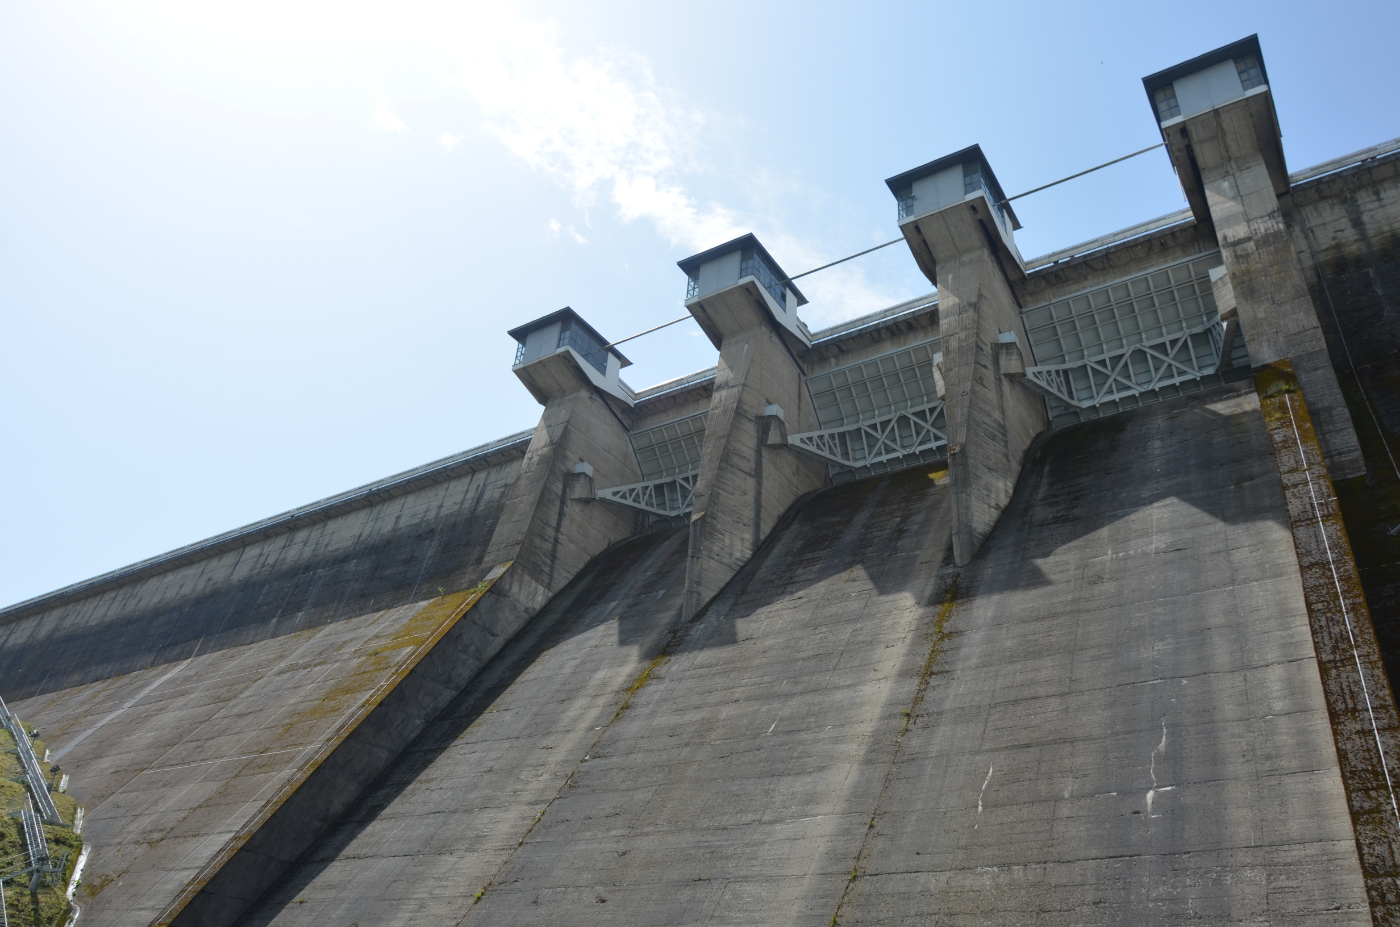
[{"x1": 2, "y1": 0, "x2": 1397, "y2": 606}]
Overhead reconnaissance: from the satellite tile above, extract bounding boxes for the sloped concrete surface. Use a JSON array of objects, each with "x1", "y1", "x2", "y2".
[
  {"x1": 12, "y1": 591, "x2": 479, "y2": 926},
  {"x1": 237, "y1": 525, "x2": 694, "y2": 924},
  {"x1": 1, "y1": 458, "x2": 522, "y2": 700},
  {"x1": 2, "y1": 456, "x2": 525, "y2": 926},
  {"x1": 840, "y1": 383, "x2": 1370, "y2": 924},
  {"x1": 14, "y1": 382, "x2": 1373, "y2": 926},
  {"x1": 242, "y1": 467, "x2": 953, "y2": 926}
]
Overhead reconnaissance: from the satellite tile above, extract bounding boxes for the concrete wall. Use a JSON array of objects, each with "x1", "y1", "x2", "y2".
[
  {"x1": 8, "y1": 572, "x2": 518, "y2": 926},
  {"x1": 0, "y1": 443, "x2": 527, "y2": 701},
  {"x1": 233, "y1": 524, "x2": 692, "y2": 925},
  {"x1": 210, "y1": 384, "x2": 1377, "y2": 926},
  {"x1": 1283, "y1": 152, "x2": 1400, "y2": 841},
  {"x1": 239, "y1": 466, "x2": 955, "y2": 927},
  {"x1": 839, "y1": 383, "x2": 1370, "y2": 925},
  {"x1": 1168, "y1": 92, "x2": 1365, "y2": 477},
  {"x1": 898, "y1": 198, "x2": 1047, "y2": 565}
]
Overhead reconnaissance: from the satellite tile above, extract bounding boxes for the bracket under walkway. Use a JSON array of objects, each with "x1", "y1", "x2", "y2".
[
  {"x1": 595, "y1": 471, "x2": 700, "y2": 518},
  {"x1": 786, "y1": 400, "x2": 947, "y2": 470},
  {"x1": 1023, "y1": 315, "x2": 1232, "y2": 409}
]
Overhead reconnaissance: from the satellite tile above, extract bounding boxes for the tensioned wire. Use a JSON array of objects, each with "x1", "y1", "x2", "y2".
[{"x1": 602, "y1": 142, "x2": 1166, "y2": 350}]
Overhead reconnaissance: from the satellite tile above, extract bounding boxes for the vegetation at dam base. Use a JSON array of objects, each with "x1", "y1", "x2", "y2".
[{"x1": 2, "y1": 726, "x2": 84, "y2": 927}]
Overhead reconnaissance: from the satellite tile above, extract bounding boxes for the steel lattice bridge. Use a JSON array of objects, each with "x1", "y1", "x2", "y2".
[
  {"x1": 787, "y1": 400, "x2": 947, "y2": 469},
  {"x1": 1022, "y1": 315, "x2": 1228, "y2": 409}
]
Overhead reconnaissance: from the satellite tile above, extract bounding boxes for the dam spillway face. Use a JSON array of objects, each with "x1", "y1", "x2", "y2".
[{"x1": 6, "y1": 34, "x2": 1400, "y2": 927}]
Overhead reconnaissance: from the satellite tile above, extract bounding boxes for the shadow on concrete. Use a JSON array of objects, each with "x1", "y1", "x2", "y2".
[
  {"x1": 686, "y1": 464, "x2": 953, "y2": 651},
  {"x1": 969, "y1": 381, "x2": 1286, "y2": 595},
  {"x1": 236, "y1": 468, "x2": 957, "y2": 925},
  {"x1": 1, "y1": 480, "x2": 512, "y2": 700},
  {"x1": 236, "y1": 525, "x2": 691, "y2": 925},
  {"x1": 1312, "y1": 226, "x2": 1400, "y2": 690}
]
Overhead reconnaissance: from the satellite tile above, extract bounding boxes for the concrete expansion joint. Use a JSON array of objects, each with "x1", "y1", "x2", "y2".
[
  {"x1": 827, "y1": 571, "x2": 963, "y2": 926},
  {"x1": 455, "y1": 632, "x2": 680, "y2": 926}
]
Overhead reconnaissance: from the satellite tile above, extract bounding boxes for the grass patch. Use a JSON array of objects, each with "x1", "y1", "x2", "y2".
[{"x1": 1, "y1": 720, "x2": 83, "y2": 926}]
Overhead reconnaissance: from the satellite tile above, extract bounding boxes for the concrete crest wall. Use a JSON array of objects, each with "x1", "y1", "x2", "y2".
[{"x1": 0, "y1": 441, "x2": 528, "y2": 701}]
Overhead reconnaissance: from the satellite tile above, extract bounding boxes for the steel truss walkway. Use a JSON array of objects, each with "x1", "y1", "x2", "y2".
[
  {"x1": 786, "y1": 399, "x2": 947, "y2": 469},
  {"x1": 1022, "y1": 315, "x2": 1228, "y2": 409},
  {"x1": 1, "y1": 697, "x2": 60, "y2": 824}
]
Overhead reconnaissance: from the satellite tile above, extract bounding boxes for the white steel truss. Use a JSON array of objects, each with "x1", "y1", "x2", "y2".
[
  {"x1": 1023, "y1": 315, "x2": 1225, "y2": 409},
  {"x1": 787, "y1": 400, "x2": 947, "y2": 468},
  {"x1": 596, "y1": 470, "x2": 699, "y2": 518}
]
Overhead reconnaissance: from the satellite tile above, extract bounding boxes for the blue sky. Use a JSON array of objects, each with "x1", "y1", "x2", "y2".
[{"x1": 3, "y1": 0, "x2": 1398, "y2": 607}]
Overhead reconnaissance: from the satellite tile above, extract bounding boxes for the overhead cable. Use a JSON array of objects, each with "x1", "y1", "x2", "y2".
[
  {"x1": 603, "y1": 141, "x2": 1167, "y2": 350},
  {"x1": 997, "y1": 143, "x2": 1165, "y2": 205},
  {"x1": 778, "y1": 238, "x2": 905, "y2": 285},
  {"x1": 603, "y1": 314, "x2": 693, "y2": 349}
]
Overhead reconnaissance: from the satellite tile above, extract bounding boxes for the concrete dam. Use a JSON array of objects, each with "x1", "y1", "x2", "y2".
[{"x1": 5, "y1": 35, "x2": 1400, "y2": 926}]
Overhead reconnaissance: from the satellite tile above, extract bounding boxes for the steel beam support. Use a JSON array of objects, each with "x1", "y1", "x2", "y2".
[
  {"x1": 595, "y1": 471, "x2": 700, "y2": 518},
  {"x1": 1023, "y1": 316, "x2": 1226, "y2": 409},
  {"x1": 787, "y1": 401, "x2": 947, "y2": 469}
]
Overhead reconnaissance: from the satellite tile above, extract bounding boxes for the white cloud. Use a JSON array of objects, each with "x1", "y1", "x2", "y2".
[
  {"x1": 453, "y1": 13, "x2": 741, "y2": 254},
  {"x1": 450, "y1": 9, "x2": 901, "y2": 321},
  {"x1": 372, "y1": 93, "x2": 408, "y2": 132},
  {"x1": 106, "y1": 1, "x2": 908, "y2": 322},
  {"x1": 546, "y1": 218, "x2": 587, "y2": 244}
]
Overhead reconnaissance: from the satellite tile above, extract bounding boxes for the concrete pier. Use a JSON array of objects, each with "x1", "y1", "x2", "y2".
[
  {"x1": 890, "y1": 147, "x2": 1047, "y2": 565},
  {"x1": 679, "y1": 236, "x2": 828, "y2": 619},
  {"x1": 1148, "y1": 37, "x2": 1365, "y2": 478}
]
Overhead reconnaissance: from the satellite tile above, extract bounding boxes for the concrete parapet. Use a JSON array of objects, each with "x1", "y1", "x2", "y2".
[
  {"x1": 899, "y1": 197, "x2": 1047, "y2": 565},
  {"x1": 681, "y1": 276, "x2": 827, "y2": 619}
]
